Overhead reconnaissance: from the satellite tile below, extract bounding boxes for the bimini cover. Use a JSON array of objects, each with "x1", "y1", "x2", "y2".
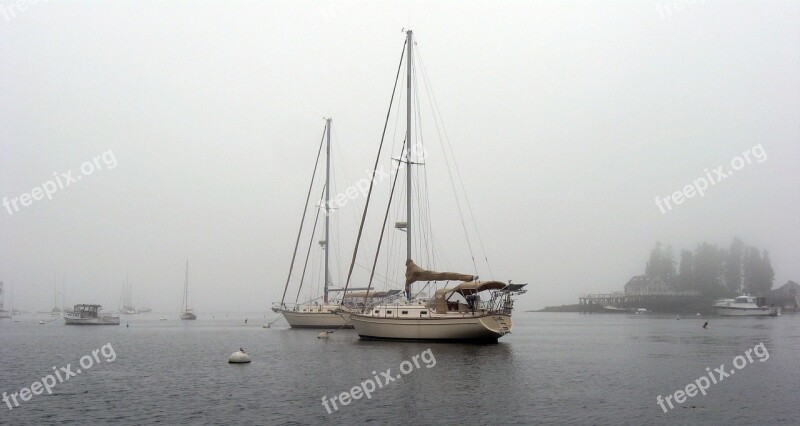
[
  {"x1": 433, "y1": 281, "x2": 507, "y2": 313},
  {"x1": 433, "y1": 281, "x2": 508, "y2": 299}
]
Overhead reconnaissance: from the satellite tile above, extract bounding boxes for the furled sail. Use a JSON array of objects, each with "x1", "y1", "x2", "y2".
[{"x1": 405, "y1": 259, "x2": 474, "y2": 285}]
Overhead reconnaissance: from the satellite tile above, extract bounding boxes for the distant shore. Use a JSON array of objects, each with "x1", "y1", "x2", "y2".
[{"x1": 527, "y1": 304, "x2": 581, "y2": 313}]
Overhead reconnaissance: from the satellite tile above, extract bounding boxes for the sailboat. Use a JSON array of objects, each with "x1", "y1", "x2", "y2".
[
  {"x1": 272, "y1": 118, "x2": 369, "y2": 328},
  {"x1": 119, "y1": 275, "x2": 136, "y2": 314},
  {"x1": 50, "y1": 278, "x2": 62, "y2": 316},
  {"x1": 347, "y1": 30, "x2": 527, "y2": 343},
  {"x1": 0, "y1": 282, "x2": 11, "y2": 319},
  {"x1": 181, "y1": 261, "x2": 197, "y2": 320}
]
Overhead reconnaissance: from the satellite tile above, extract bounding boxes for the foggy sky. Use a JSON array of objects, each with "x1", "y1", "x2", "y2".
[{"x1": 1, "y1": 0, "x2": 798, "y2": 313}]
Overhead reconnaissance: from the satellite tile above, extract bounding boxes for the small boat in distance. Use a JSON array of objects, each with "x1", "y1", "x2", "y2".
[
  {"x1": 603, "y1": 305, "x2": 632, "y2": 313},
  {"x1": 714, "y1": 296, "x2": 781, "y2": 316},
  {"x1": 119, "y1": 275, "x2": 136, "y2": 314},
  {"x1": 0, "y1": 282, "x2": 12, "y2": 319},
  {"x1": 64, "y1": 304, "x2": 120, "y2": 325},
  {"x1": 181, "y1": 261, "x2": 197, "y2": 320}
]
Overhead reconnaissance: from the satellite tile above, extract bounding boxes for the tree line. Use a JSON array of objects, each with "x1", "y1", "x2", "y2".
[{"x1": 644, "y1": 238, "x2": 774, "y2": 298}]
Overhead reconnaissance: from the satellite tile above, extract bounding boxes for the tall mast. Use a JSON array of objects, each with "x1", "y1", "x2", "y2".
[
  {"x1": 405, "y1": 29, "x2": 413, "y2": 301},
  {"x1": 184, "y1": 261, "x2": 189, "y2": 311},
  {"x1": 324, "y1": 118, "x2": 331, "y2": 303}
]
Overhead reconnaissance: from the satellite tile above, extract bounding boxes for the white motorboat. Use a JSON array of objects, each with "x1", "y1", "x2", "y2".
[
  {"x1": 64, "y1": 304, "x2": 121, "y2": 325},
  {"x1": 714, "y1": 296, "x2": 781, "y2": 316}
]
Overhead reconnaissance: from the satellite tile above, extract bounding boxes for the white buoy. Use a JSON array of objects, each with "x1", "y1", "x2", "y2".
[
  {"x1": 263, "y1": 324, "x2": 270, "y2": 329},
  {"x1": 38, "y1": 320, "x2": 45, "y2": 325},
  {"x1": 228, "y1": 350, "x2": 251, "y2": 364},
  {"x1": 317, "y1": 331, "x2": 331, "y2": 339}
]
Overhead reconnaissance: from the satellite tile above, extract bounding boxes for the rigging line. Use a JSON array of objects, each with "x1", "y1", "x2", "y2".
[
  {"x1": 332, "y1": 127, "x2": 374, "y2": 260},
  {"x1": 341, "y1": 38, "x2": 407, "y2": 297},
  {"x1": 363, "y1": 138, "x2": 405, "y2": 309},
  {"x1": 328, "y1": 136, "x2": 342, "y2": 287},
  {"x1": 388, "y1": 60, "x2": 405, "y2": 193},
  {"x1": 417, "y1": 45, "x2": 494, "y2": 279},
  {"x1": 294, "y1": 185, "x2": 326, "y2": 304},
  {"x1": 415, "y1": 46, "x2": 480, "y2": 277},
  {"x1": 354, "y1": 261, "x2": 402, "y2": 288},
  {"x1": 280, "y1": 125, "x2": 327, "y2": 306},
  {"x1": 314, "y1": 244, "x2": 325, "y2": 301},
  {"x1": 412, "y1": 63, "x2": 435, "y2": 270},
  {"x1": 384, "y1": 178, "x2": 402, "y2": 292}
]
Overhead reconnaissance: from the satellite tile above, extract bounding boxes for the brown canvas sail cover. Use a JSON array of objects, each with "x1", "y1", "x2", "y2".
[{"x1": 405, "y1": 259, "x2": 474, "y2": 285}]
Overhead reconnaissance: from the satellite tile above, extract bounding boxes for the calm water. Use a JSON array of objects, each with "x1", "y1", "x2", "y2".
[{"x1": 1, "y1": 312, "x2": 798, "y2": 425}]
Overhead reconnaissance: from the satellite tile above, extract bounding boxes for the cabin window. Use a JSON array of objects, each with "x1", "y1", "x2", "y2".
[
  {"x1": 387, "y1": 311, "x2": 392, "y2": 314},
  {"x1": 374, "y1": 310, "x2": 380, "y2": 314},
  {"x1": 401, "y1": 311, "x2": 408, "y2": 315},
  {"x1": 420, "y1": 311, "x2": 427, "y2": 315}
]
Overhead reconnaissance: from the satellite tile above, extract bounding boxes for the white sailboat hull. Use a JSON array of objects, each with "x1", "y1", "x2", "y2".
[
  {"x1": 281, "y1": 308, "x2": 352, "y2": 329},
  {"x1": 349, "y1": 313, "x2": 511, "y2": 342}
]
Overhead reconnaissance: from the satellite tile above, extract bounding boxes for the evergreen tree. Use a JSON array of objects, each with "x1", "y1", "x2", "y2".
[
  {"x1": 761, "y1": 250, "x2": 775, "y2": 293},
  {"x1": 743, "y1": 247, "x2": 763, "y2": 295},
  {"x1": 645, "y1": 242, "x2": 664, "y2": 279},
  {"x1": 694, "y1": 242, "x2": 725, "y2": 298},
  {"x1": 677, "y1": 249, "x2": 694, "y2": 291},
  {"x1": 662, "y1": 245, "x2": 677, "y2": 287},
  {"x1": 723, "y1": 238, "x2": 745, "y2": 295}
]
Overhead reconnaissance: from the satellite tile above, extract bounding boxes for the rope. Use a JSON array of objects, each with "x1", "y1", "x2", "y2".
[
  {"x1": 363, "y1": 139, "x2": 405, "y2": 311},
  {"x1": 294, "y1": 185, "x2": 326, "y2": 303}
]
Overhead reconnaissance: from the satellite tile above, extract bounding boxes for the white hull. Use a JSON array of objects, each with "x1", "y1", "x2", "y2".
[
  {"x1": 350, "y1": 313, "x2": 511, "y2": 342},
  {"x1": 0, "y1": 312, "x2": 11, "y2": 319},
  {"x1": 716, "y1": 306, "x2": 781, "y2": 316},
  {"x1": 181, "y1": 312, "x2": 197, "y2": 320},
  {"x1": 281, "y1": 307, "x2": 352, "y2": 329},
  {"x1": 714, "y1": 296, "x2": 781, "y2": 317},
  {"x1": 64, "y1": 316, "x2": 120, "y2": 325}
]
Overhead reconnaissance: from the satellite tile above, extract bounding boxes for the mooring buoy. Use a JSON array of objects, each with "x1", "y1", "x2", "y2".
[{"x1": 228, "y1": 349, "x2": 251, "y2": 364}]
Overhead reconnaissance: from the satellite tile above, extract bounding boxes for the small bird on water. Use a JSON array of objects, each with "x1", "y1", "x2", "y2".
[{"x1": 703, "y1": 322, "x2": 709, "y2": 329}]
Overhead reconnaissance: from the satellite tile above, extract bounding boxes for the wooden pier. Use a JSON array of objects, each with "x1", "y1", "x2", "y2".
[{"x1": 578, "y1": 292, "x2": 704, "y2": 313}]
